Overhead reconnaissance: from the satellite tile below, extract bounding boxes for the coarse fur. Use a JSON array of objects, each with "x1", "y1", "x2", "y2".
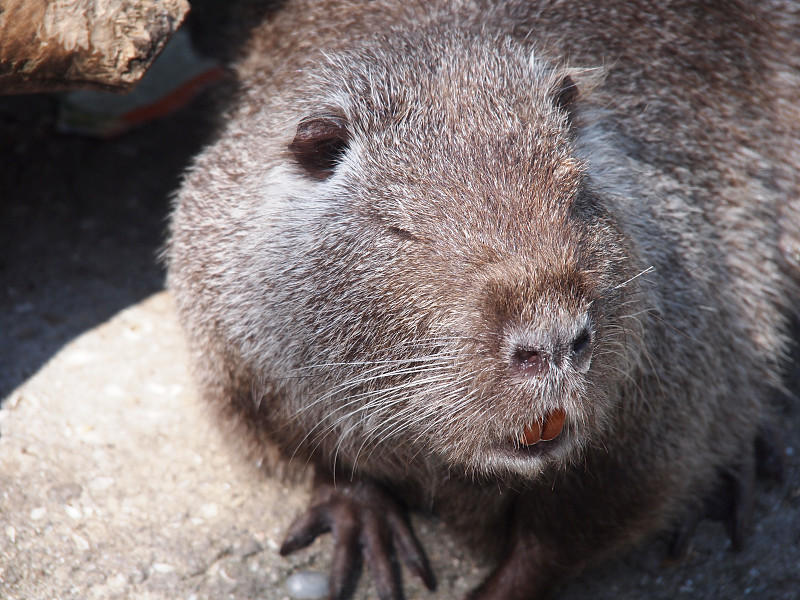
[{"x1": 166, "y1": 1, "x2": 800, "y2": 598}]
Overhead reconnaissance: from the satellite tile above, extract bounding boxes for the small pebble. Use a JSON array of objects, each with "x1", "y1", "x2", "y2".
[
  {"x1": 14, "y1": 302, "x2": 34, "y2": 314},
  {"x1": 146, "y1": 382, "x2": 168, "y2": 395},
  {"x1": 72, "y1": 534, "x2": 90, "y2": 551},
  {"x1": 88, "y1": 477, "x2": 115, "y2": 492},
  {"x1": 151, "y1": 563, "x2": 175, "y2": 574},
  {"x1": 62, "y1": 349, "x2": 96, "y2": 366},
  {"x1": 285, "y1": 571, "x2": 328, "y2": 599},
  {"x1": 102, "y1": 384, "x2": 126, "y2": 398}
]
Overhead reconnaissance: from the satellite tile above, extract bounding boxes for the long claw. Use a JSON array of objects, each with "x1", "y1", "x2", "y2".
[
  {"x1": 726, "y1": 466, "x2": 755, "y2": 551},
  {"x1": 279, "y1": 474, "x2": 434, "y2": 600},
  {"x1": 386, "y1": 511, "x2": 436, "y2": 590},
  {"x1": 280, "y1": 503, "x2": 332, "y2": 555},
  {"x1": 330, "y1": 521, "x2": 361, "y2": 600},
  {"x1": 755, "y1": 423, "x2": 786, "y2": 482},
  {"x1": 363, "y1": 517, "x2": 402, "y2": 600},
  {"x1": 667, "y1": 504, "x2": 701, "y2": 559}
]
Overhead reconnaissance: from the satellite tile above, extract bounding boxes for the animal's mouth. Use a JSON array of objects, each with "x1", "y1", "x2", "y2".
[
  {"x1": 497, "y1": 408, "x2": 568, "y2": 458},
  {"x1": 517, "y1": 408, "x2": 567, "y2": 446},
  {"x1": 477, "y1": 407, "x2": 572, "y2": 473}
]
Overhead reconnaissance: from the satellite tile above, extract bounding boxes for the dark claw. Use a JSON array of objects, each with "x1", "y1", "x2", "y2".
[
  {"x1": 755, "y1": 423, "x2": 786, "y2": 483},
  {"x1": 669, "y1": 447, "x2": 757, "y2": 559},
  {"x1": 669, "y1": 422, "x2": 779, "y2": 560},
  {"x1": 667, "y1": 503, "x2": 701, "y2": 559},
  {"x1": 698, "y1": 466, "x2": 755, "y2": 551},
  {"x1": 280, "y1": 472, "x2": 436, "y2": 600},
  {"x1": 387, "y1": 510, "x2": 437, "y2": 591},
  {"x1": 329, "y1": 521, "x2": 362, "y2": 600},
  {"x1": 280, "y1": 502, "x2": 333, "y2": 555},
  {"x1": 362, "y1": 516, "x2": 402, "y2": 600}
]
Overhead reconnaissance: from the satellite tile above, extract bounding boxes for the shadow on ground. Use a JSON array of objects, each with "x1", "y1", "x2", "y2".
[{"x1": 0, "y1": 90, "x2": 221, "y2": 400}]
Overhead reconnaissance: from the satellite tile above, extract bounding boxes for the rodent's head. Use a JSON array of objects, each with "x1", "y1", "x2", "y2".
[{"x1": 194, "y1": 28, "x2": 644, "y2": 482}]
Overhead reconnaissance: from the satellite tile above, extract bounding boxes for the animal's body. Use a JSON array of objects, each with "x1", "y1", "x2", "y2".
[{"x1": 167, "y1": 1, "x2": 800, "y2": 598}]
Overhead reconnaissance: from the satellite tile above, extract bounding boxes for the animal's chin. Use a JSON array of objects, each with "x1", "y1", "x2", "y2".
[
  {"x1": 458, "y1": 430, "x2": 575, "y2": 482},
  {"x1": 509, "y1": 435, "x2": 566, "y2": 457},
  {"x1": 498, "y1": 430, "x2": 570, "y2": 461}
]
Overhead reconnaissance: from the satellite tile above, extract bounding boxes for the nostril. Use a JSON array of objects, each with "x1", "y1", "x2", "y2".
[
  {"x1": 512, "y1": 346, "x2": 550, "y2": 377},
  {"x1": 571, "y1": 328, "x2": 591, "y2": 357},
  {"x1": 570, "y1": 326, "x2": 593, "y2": 373}
]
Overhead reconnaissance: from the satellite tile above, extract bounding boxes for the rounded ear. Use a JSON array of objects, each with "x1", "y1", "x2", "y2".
[
  {"x1": 288, "y1": 114, "x2": 350, "y2": 179},
  {"x1": 553, "y1": 75, "x2": 579, "y2": 121}
]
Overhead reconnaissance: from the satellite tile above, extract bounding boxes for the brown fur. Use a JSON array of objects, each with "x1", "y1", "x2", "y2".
[{"x1": 167, "y1": 1, "x2": 800, "y2": 597}]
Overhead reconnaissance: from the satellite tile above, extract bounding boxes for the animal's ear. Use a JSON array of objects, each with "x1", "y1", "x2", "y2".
[
  {"x1": 553, "y1": 75, "x2": 579, "y2": 121},
  {"x1": 289, "y1": 114, "x2": 350, "y2": 179}
]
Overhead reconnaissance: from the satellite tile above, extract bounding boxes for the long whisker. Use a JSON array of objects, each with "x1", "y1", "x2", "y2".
[{"x1": 613, "y1": 265, "x2": 655, "y2": 290}]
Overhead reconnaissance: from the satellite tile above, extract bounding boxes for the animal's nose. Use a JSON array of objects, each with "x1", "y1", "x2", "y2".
[{"x1": 509, "y1": 321, "x2": 593, "y2": 377}]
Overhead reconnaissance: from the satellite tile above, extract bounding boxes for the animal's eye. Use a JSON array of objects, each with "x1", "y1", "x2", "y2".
[
  {"x1": 289, "y1": 114, "x2": 350, "y2": 179},
  {"x1": 554, "y1": 75, "x2": 578, "y2": 112},
  {"x1": 553, "y1": 75, "x2": 579, "y2": 123}
]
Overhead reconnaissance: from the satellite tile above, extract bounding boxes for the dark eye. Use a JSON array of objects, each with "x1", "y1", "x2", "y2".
[
  {"x1": 288, "y1": 114, "x2": 350, "y2": 179},
  {"x1": 554, "y1": 75, "x2": 578, "y2": 111},
  {"x1": 553, "y1": 75, "x2": 579, "y2": 123}
]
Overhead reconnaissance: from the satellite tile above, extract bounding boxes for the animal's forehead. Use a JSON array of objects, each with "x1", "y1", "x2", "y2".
[
  {"x1": 325, "y1": 31, "x2": 562, "y2": 122},
  {"x1": 346, "y1": 86, "x2": 581, "y2": 215},
  {"x1": 347, "y1": 119, "x2": 584, "y2": 249}
]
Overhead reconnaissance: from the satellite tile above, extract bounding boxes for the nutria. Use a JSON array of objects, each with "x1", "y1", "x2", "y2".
[{"x1": 166, "y1": 1, "x2": 800, "y2": 598}]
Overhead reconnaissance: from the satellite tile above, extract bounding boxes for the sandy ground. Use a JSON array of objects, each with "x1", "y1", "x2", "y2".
[{"x1": 1, "y1": 47, "x2": 799, "y2": 600}]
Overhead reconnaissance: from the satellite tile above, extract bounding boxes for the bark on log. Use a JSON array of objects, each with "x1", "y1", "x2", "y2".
[{"x1": 0, "y1": 0, "x2": 191, "y2": 94}]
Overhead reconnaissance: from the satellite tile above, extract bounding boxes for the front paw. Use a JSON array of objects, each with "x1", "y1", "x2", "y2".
[
  {"x1": 668, "y1": 423, "x2": 786, "y2": 559},
  {"x1": 280, "y1": 473, "x2": 436, "y2": 600}
]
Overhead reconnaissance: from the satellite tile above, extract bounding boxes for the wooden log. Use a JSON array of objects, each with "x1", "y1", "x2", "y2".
[{"x1": 0, "y1": 0, "x2": 190, "y2": 94}]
